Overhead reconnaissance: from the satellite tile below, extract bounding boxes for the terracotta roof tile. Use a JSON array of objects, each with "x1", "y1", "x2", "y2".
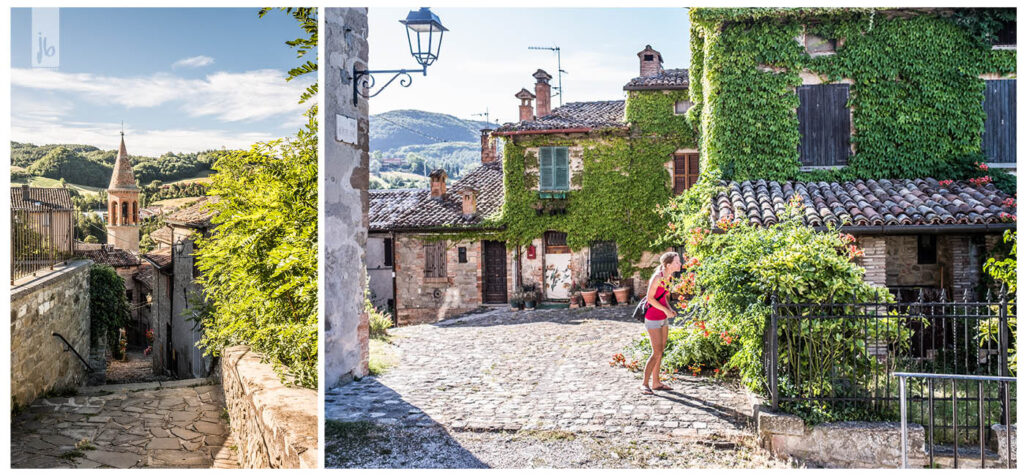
[
  {"x1": 10, "y1": 186, "x2": 74, "y2": 211},
  {"x1": 109, "y1": 136, "x2": 138, "y2": 190},
  {"x1": 711, "y1": 178, "x2": 1016, "y2": 229},
  {"x1": 150, "y1": 226, "x2": 173, "y2": 245},
  {"x1": 370, "y1": 162, "x2": 504, "y2": 231},
  {"x1": 164, "y1": 196, "x2": 219, "y2": 228},
  {"x1": 77, "y1": 244, "x2": 140, "y2": 268},
  {"x1": 495, "y1": 100, "x2": 626, "y2": 133},
  {"x1": 143, "y1": 247, "x2": 172, "y2": 270},
  {"x1": 134, "y1": 262, "x2": 154, "y2": 290},
  {"x1": 623, "y1": 68, "x2": 690, "y2": 90}
]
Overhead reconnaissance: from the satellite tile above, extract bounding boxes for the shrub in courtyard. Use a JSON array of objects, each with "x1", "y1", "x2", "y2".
[
  {"x1": 367, "y1": 300, "x2": 392, "y2": 339},
  {"x1": 88, "y1": 264, "x2": 130, "y2": 351},
  {"x1": 980, "y1": 230, "x2": 1017, "y2": 375}
]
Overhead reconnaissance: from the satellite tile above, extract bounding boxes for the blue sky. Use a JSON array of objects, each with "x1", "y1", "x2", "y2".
[
  {"x1": 10, "y1": 8, "x2": 315, "y2": 155},
  {"x1": 367, "y1": 7, "x2": 690, "y2": 123}
]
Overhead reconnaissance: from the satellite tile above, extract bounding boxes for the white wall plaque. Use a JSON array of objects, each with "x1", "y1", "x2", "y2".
[{"x1": 335, "y1": 114, "x2": 359, "y2": 145}]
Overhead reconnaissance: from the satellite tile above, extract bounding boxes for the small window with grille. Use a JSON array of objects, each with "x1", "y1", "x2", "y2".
[
  {"x1": 589, "y1": 241, "x2": 619, "y2": 281},
  {"x1": 674, "y1": 100, "x2": 693, "y2": 115},
  {"x1": 544, "y1": 231, "x2": 570, "y2": 254}
]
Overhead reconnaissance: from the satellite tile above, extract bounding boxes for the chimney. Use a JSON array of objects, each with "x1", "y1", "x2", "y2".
[
  {"x1": 533, "y1": 69, "x2": 553, "y2": 118},
  {"x1": 460, "y1": 188, "x2": 478, "y2": 218},
  {"x1": 638, "y1": 44, "x2": 663, "y2": 77},
  {"x1": 429, "y1": 169, "x2": 448, "y2": 199},
  {"x1": 480, "y1": 129, "x2": 497, "y2": 164},
  {"x1": 515, "y1": 88, "x2": 536, "y2": 122},
  {"x1": 21, "y1": 184, "x2": 29, "y2": 201}
]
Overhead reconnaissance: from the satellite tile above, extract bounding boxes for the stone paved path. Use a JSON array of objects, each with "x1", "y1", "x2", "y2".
[
  {"x1": 326, "y1": 306, "x2": 767, "y2": 468},
  {"x1": 11, "y1": 379, "x2": 238, "y2": 469}
]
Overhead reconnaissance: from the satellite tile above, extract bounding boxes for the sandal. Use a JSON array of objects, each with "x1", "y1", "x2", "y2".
[
  {"x1": 640, "y1": 385, "x2": 654, "y2": 395},
  {"x1": 652, "y1": 384, "x2": 674, "y2": 391}
]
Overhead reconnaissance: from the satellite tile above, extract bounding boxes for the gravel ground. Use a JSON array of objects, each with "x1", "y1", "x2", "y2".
[{"x1": 325, "y1": 420, "x2": 797, "y2": 469}]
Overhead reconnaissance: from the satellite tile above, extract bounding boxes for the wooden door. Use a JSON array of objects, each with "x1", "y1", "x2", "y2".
[{"x1": 483, "y1": 241, "x2": 507, "y2": 303}]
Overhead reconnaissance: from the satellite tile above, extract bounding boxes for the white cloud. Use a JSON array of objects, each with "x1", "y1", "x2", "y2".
[
  {"x1": 172, "y1": 55, "x2": 215, "y2": 69},
  {"x1": 10, "y1": 68, "x2": 313, "y2": 123}
]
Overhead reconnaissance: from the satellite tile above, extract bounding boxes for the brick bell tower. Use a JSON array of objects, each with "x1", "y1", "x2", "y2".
[{"x1": 106, "y1": 132, "x2": 140, "y2": 253}]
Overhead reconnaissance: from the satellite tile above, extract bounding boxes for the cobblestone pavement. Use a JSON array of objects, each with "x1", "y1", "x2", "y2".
[
  {"x1": 11, "y1": 379, "x2": 238, "y2": 469},
  {"x1": 105, "y1": 350, "x2": 171, "y2": 384},
  {"x1": 326, "y1": 306, "x2": 772, "y2": 468}
]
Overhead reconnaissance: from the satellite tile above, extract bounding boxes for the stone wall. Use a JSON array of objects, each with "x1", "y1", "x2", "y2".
[
  {"x1": 10, "y1": 260, "x2": 92, "y2": 408},
  {"x1": 394, "y1": 235, "x2": 484, "y2": 325},
  {"x1": 220, "y1": 345, "x2": 317, "y2": 468},
  {"x1": 172, "y1": 236, "x2": 211, "y2": 379},
  {"x1": 857, "y1": 235, "x2": 886, "y2": 287},
  {"x1": 324, "y1": 7, "x2": 370, "y2": 387}
]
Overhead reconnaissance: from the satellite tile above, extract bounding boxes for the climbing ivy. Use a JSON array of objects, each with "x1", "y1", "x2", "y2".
[
  {"x1": 690, "y1": 8, "x2": 1016, "y2": 186},
  {"x1": 495, "y1": 89, "x2": 698, "y2": 278}
]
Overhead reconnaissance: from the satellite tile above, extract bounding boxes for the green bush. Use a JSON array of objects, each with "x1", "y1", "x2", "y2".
[
  {"x1": 89, "y1": 264, "x2": 130, "y2": 348},
  {"x1": 366, "y1": 300, "x2": 392, "y2": 339}
]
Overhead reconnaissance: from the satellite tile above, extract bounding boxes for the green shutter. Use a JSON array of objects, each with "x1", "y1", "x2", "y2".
[
  {"x1": 539, "y1": 147, "x2": 553, "y2": 190},
  {"x1": 554, "y1": 147, "x2": 569, "y2": 190}
]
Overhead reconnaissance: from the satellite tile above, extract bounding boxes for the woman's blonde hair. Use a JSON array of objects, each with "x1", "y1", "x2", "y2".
[{"x1": 652, "y1": 251, "x2": 679, "y2": 282}]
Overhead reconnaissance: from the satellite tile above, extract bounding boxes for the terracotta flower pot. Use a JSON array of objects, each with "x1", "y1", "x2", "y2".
[
  {"x1": 598, "y1": 291, "x2": 614, "y2": 306},
  {"x1": 613, "y1": 287, "x2": 631, "y2": 305},
  {"x1": 581, "y1": 290, "x2": 598, "y2": 307}
]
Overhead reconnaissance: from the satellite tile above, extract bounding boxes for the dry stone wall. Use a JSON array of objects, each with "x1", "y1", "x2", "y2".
[
  {"x1": 220, "y1": 345, "x2": 317, "y2": 469},
  {"x1": 10, "y1": 260, "x2": 92, "y2": 408}
]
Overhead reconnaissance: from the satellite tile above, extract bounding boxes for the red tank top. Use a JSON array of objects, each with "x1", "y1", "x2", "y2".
[{"x1": 644, "y1": 281, "x2": 669, "y2": 321}]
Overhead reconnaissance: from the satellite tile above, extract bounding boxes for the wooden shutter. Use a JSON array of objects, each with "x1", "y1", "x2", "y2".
[
  {"x1": 383, "y1": 238, "x2": 393, "y2": 267},
  {"x1": 982, "y1": 79, "x2": 1016, "y2": 164},
  {"x1": 797, "y1": 84, "x2": 851, "y2": 167},
  {"x1": 554, "y1": 147, "x2": 569, "y2": 190},
  {"x1": 673, "y1": 152, "x2": 699, "y2": 194},
  {"x1": 539, "y1": 147, "x2": 553, "y2": 190},
  {"x1": 423, "y1": 240, "x2": 446, "y2": 278}
]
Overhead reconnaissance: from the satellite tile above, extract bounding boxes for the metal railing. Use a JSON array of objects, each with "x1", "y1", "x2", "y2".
[
  {"x1": 11, "y1": 209, "x2": 75, "y2": 283},
  {"x1": 766, "y1": 288, "x2": 1015, "y2": 441},
  {"x1": 896, "y1": 372, "x2": 1016, "y2": 469}
]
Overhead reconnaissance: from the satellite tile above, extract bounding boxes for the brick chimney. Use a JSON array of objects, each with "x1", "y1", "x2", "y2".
[
  {"x1": 515, "y1": 88, "x2": 536, "y2": 122},
  {"x1": 638, "y1": 45, "x2": 663, "y2": 77},
  {"x1": 460, "y1": 188, "x2": 478, "y2": 218},
  {"x1": 429, "y1": 169, "x2": 448, "y2": 199},
  {"x1": 480, "y1": 129, "x2": 497, "y2": 164},
  {"x1": 21, "y1": 184, "x2": 30, "y2": 201},
  {"x1": 533, "y1": 69, "x2": 553, "y2": 118}
]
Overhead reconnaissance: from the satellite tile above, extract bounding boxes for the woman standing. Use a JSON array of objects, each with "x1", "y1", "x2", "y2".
[{"x1": 641, "y1": 251, "x2": 681, "y2": 394}]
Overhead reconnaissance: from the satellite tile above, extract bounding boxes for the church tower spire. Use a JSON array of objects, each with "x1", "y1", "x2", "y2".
[{"x1": 106, "y1": 131, "x2": 140, "y2": 253}]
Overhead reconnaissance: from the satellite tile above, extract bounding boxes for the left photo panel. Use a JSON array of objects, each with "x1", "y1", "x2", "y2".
[{"x1": 9, "y1": 7, "x2": 319, "y2": 468}]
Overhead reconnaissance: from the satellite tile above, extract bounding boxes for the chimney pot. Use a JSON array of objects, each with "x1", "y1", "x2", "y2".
[
  {"x1": 460, "y1": 188, "x2": 478, "y2": 217},
  {"x1": 515, "y1": 88, "x2": 536, "y2": 122},
  {"x1": 21, "y1": 184, "x2": 29, "y2": 201},
  {"x1": 533, "y1": 69, "x2": 553, "y2": 118},
  {"x1": 638, "y1": 44, "x2": 664, "y2": 77},
  {"x1": 480, "y1": 129, "x2": 497, "y2": 164},
  {"x1": 429, "y1": 169, "x2": 448, "y2": 198}
]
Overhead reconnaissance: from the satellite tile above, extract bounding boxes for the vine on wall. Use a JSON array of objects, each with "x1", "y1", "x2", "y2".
[{"x1": 690, "y1": 8, "x2": 1016, "y2": 188}]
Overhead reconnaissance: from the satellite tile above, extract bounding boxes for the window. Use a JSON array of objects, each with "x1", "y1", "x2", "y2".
[
  {"x1": 424, "y1": 240, "x2": 446, "y2": 278},
  {"x1": 917, "y1": 235, "x2": 937, "y2": 265},
  {"x1": 458, "y1": 246, "x2": 467, "y2": 263},
  {"x1": 797, "y1": 84, "x2": 851, "y2": 168},
  {"x1": 589, "y1": 241, "x2": 619, "y2": 281},
  {"x1": 994, "y1": 20, "x2": 1016, "y2": 48},
  {"x1": 801, "y1": 33, "x2": 837, "y2": 56},
  {"x1": 644, "y1": 54, "x2": 654, "y2": 61},
  {"x1": 674, "y1": 100, "x2": 693, "y2": 115},
  {"x1": 539, "y1": 147, "x2": 569, "y2": 191},
  {"x1": 982, "y1": 79, "x2": 1016, "y2": 165},
  {"x1": 383, "y1": 238, "x2": 393, "y2": 267},
  {"x1": 673, "y1": 152, "x2": 700, "y2": 194},
  {"x1": 544, "y1": 231, "x2": 570, "y2": 254}
]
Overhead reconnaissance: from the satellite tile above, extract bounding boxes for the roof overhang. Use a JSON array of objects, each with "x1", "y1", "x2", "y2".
[
  {"x1": 711, "y1": 223, "x2": 1016, "y2": 235},
  {"x1": 623, "y1": 85, "x2": 689, "y2": 91},
  {"x1": 491, "y1": 127, "x2": 595, "y2": 137}
]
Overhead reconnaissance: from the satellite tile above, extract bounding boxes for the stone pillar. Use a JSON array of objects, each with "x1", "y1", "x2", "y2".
[
  {"x1": 950, "y1": 235, "x2": 983, "y2": 300},
  {"x1": 857, "y1": 235, "x2": 887, "y2": 287},
  {"x1": 325, "y1": 8, "x2": 370, "y2": 387}
]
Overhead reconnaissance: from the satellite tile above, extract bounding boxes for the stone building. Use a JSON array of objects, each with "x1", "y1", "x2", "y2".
[
  {"x1": 10, "y1": 185, "x2": 75, "y2": 279},
  {"x1": 75, "y1": 242, "x2": 150, "y2": 346},
  {"x1": 368, "y1": 159, "x2": 507, "y2": 326},
  {"x1": 325, "y1": 7, "x2": 371, "y2": 387},
  {"x1": 142, "y1": 196, "x2": 218, "y2": 378}
]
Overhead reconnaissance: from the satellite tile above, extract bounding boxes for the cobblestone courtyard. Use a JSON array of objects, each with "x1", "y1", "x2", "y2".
[
  {"x1": 326, "y1": 306, "x2": 787, "y2": 468},
  {"x1": 11, "y1": 379, "x2": 238, "y2": 469}
]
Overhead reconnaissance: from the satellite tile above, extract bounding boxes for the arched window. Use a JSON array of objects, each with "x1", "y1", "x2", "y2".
[
  {"x1": 122, "y1": 202, "x2": 129, "y2": 224},
  {"x1": 133, "y1": 201, "x2": 138, "y2": 224},
  {"x1": 110, "y1": 201, "x2": 118, "y2": 225}
]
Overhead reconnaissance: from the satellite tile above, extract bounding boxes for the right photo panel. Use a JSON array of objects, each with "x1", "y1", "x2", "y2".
[{"x1": 323, "y1": 6, "x2": 1019, "y2": 469}]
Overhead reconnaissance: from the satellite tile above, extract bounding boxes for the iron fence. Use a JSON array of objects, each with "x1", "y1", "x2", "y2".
[
  {"x1": 896, "y1": 372, "x2": 1016, "y2": 468},
  {"x1": 766, "y1": 288, "x2": 1015, "y2": 445},
  {"x1": 11, "y1": 209, "x2": 75, "y2": 283}
]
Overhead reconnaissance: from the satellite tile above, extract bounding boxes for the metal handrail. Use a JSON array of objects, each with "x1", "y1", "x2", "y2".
[
  {"x1": 896, "y1": 372, "x2": 1016, "y2": 469},
  {"x1": 52, "y1": 333, "x2": 94, "y2": 373}
]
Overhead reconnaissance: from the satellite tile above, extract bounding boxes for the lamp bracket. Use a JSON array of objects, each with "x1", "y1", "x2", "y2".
[{"x1": 352, "y1": 66, "x2": 427, "y2": 106}]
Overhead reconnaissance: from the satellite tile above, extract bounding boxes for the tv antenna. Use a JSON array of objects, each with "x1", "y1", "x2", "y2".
[
  {"x1": 528, "y1": 45, "x2": 566, "y2": 106},
  {"x1": 472, "y1": 108, "x2": 492, "y2": 126}
]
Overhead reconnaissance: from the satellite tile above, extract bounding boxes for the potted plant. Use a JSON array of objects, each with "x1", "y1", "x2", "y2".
[
  {"x1": 580, "y1": 280, "x2": 598, "y2": 307},
  {"x1": 598, "y1": 289, "x2": 614, "y2": 306},
  {"x1": 568, "y1": 281, "x2": 582, "y2": 308},
  {"x1": 522, "y1": 284, "x2": 538, "y2": 309},
  {"x1": 509, "y1": 292, "x2": 524, "y2": 311},
  {"x1": 611, "y1": 277, "x2": 632, "y2": 305}
]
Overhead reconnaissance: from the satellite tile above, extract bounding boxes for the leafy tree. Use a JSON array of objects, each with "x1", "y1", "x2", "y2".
[
  {"x1": 28, "y1": 146, "x2": 112, "y2": 187},
  {"x1": 84, "y1": 235, "x2": 99, "y2": 244},
  {"x1": 89, "y1": 264, "x2": 130, "y2": 349}
]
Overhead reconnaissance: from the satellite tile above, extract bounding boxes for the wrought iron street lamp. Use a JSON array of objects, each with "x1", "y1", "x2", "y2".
[{"x1": 352, "y1": 7, "x2": 448, "y2": 106}]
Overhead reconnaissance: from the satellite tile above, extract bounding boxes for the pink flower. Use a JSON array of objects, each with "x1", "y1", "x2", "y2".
[{"x1": 976, "y1": 162, "x2": 990, "y2": 171}]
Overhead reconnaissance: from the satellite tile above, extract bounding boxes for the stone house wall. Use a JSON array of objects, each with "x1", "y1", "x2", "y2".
[
  {"x1": 150, "y1": 269, "x2": 172, "y2": 374},
  {"x1": 324, "y1": 7, "x2": 370, "y2": 387},
  {"x1": 394, "y1": 234, "x2": 485, "y2": 325},
  {"x1": 10, "y1": 260, "x2": 92, "y2": 408},
  {"x1": 220, "y1": 345, "x2": 317, "y2": 468},
  {"x1": 170, "y1": 235, "x2": 211, "y2": 379},
  {"x1": 853, "y1": 234, "x2": 998, "y2": 300}
]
